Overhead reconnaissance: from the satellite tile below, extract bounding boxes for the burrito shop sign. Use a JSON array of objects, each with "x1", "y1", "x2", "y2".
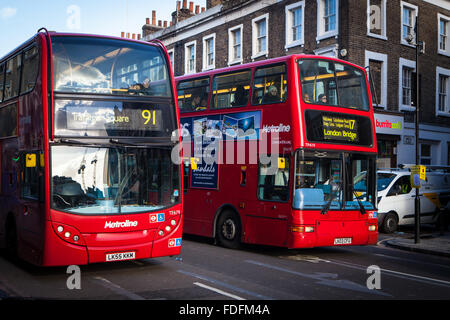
[{"x1": 374, "y1": 113, "x2": 404, "y2": 135}]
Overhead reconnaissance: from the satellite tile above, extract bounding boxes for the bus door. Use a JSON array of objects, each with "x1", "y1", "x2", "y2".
[
  {"x1": 18, "y1": 151, "x2": 45, "y2": 260},
  {"x1": 251, "y1": 156, "x2": 291, "y2": 246}
]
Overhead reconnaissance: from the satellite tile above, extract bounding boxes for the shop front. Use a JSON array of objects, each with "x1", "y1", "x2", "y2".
[{"x1": 374, "y1": 112, "x2": 404, "y2": 168}]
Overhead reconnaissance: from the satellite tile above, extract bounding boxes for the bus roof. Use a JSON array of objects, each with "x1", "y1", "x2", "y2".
[
  {"x1": 175, "y1": 54, "x2": 367, "y2": 82},
  {"x1": 0, "y1": 29, "x2": 164, "y2": 63}
]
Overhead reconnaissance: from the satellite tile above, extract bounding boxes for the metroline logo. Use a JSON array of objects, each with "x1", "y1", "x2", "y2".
[
  {"x1": 104, "y1": 220, "x2": 138, "y2": 229},
  {"x1": 262, "y1": 124, "x2": 291, "y2": 133},
  {"x1": 375, "y1": 119, "x2": 402, "y2": 130}
]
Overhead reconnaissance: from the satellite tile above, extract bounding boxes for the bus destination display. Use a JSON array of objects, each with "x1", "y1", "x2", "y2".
[
  {"x1": 322, "y1": 115, "x2": 358, "y2": 143},
  {"x1": 54, "y1": 100, "x2": 174, "y2": 137},
  {"x1": 305, "y1": 110, "x2": 373, "y2": 147},
  {"x1": 66, "y1": 106, "x2": 162, "y2": 131}
]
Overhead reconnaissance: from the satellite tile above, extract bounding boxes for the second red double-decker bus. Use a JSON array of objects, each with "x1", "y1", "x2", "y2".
[
  {"x1": 0, "y1": 30, "x2": 183, "y2": 266},
  {"x1": 176, "y1": 54, "x2": 378, "y2": 249}
]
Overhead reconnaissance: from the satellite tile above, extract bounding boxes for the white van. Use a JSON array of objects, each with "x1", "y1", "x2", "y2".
[{"x1": 377, "y1": 166, "x2": 450, "y2": 233}]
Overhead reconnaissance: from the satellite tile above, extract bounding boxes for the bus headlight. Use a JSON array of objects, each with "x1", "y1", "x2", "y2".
[{"x1": 52, "y1": 222, "x2": 85, "y2": 246}]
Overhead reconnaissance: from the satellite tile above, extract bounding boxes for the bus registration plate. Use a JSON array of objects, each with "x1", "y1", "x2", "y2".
[
  {"x1": 334, "y1": 238, "x2": 352, "y2": 245},
  {"x1": 106, "y1": 252, "x2": 135, "y2": 262}
]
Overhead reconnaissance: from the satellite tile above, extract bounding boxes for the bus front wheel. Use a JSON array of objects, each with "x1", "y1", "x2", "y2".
[{"x1": 216, "y1": 210, "x2": 242, "y2": 249}]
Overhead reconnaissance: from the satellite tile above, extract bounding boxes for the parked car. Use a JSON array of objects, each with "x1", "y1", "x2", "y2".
[{"x1": 376, "y1": 166, "x2": 450, "y2": 233}]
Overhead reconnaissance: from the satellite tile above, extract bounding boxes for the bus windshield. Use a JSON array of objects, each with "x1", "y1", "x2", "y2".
[
  {"x1": 293, "y1": 150, "x2": 375, "y2": 211},
  {"x1": 298, "y1": 58, "x2": 370, "y2": 111},
  {"x1": 52, "y1": 36, "x2": 171, "y2": 97},
  {"x1": 51, "y1": 146, "x2": 180, "y2": 215}
]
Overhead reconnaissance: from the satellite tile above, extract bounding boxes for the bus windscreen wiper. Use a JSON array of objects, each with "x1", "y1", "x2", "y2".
[
  {"x1": 320, "y1": 181, "x2": 342, "y2": 215},
  {"x1": 353, "y1": 191, "x2": 367, "y2": 215}
]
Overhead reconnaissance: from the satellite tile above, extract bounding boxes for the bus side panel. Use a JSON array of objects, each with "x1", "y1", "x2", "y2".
[
  {"x1": 15, "y1": 38, "x2": 48, "y2": 266},
  {"x1": 183, "y1": 190, "x2": 215, "y2": 237},
  {"x1": 243, "y1": 216, "x2": 288, "y2": 247},
  {"x1": 0, "y1": 139, "x2": 19, "y2": 248}
]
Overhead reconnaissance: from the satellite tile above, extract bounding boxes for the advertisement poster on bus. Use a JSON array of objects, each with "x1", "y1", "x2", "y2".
[{"x1": 181, "y1": 111, "x2": 261, "y2": 189}]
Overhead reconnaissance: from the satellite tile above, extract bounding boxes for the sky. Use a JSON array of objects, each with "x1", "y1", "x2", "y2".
[{"x1": 0, "y1": 0, "x2": 206, "y2": 57}]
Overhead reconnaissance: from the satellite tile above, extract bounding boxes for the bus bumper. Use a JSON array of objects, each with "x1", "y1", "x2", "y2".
[
  {"x1": 42, "y1": 219, "x2": 183, "y2": 266},
  {"x1": 287, "y1": 221, "x2": 378, "y2": 248}
]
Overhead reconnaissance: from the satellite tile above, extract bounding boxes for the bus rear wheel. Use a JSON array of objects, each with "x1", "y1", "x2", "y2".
[{"x1": 216, "y1": 210, "x2": 241, "y2": 249}]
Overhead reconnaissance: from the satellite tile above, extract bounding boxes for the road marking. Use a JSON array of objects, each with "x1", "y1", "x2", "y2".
[
  {"x1": 93, "y1": 276, "x2": 146, "y2": 300},
  {"x1": 374, "y1": 253, "x2": 450, "y2": 270},
  {"x1": 194, "y1": 282, "x2": 246, "y2": 300},
  {"x1": 245, "y1": 260, "x2": 392, "y2": 297},
  {"x1": 280, "y1": 254, "x2": 331, "y2": 263},
  {"x1": 325, "y1": 259, "x2": 450, "y2": 288},
  {"x1": 177, "y1": 269, "x2": 273, "y2": 300}
]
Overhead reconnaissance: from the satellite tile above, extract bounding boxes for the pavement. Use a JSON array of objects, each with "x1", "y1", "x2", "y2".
[{"x1": 383, "y1": 227, "x2": 450, "y2": 258}]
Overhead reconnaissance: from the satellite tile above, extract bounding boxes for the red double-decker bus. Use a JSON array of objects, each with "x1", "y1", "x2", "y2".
[
  {"x1": 176, "y1": 55, "x2": 378, "y2": 249},
  {"x1": 0, "y1": 30, "x2": 183, "y2": 266}
]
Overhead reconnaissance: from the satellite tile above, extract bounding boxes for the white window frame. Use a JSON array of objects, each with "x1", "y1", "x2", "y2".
[
  {"x1": 313, "y1": 44, "x2": 338, "y2": 57},
  {"x1": 167, "y1": 48, "x2": 174, "y2": 73},
  {"x1": 398, "y1": 57, "x2": 416, "y2": 111},
  {"x1": 400, "y1": 1, "x2": 418, "y2": 47},
  {"x1": 365, "y1": 50, "x2": 388, "y2": 109},
  {"x1": 228, "y1": 24, "x2": 243, "y2": 66},
  {"x1": 285, "y1": 1, "x2": 305, "y2": 50},
  {"x1": 316, "y1": 0, "x2": 339, "y2": 42},
  {"x1": 436, "y1": 66, "x2": 450, "y2": 117},
  {"x1": 202, "y1": 33, "x2": 216, "y2": 71},
  {"x1": 367, "y1": 0, "x2": 387, "y2": 40},
  {"x1": 184, "y1": 40, "x2": 196, "y2": 75},
  {"x1": 251, "y1": 13, "x2": 269, "y2": 60},
  {"x1": 438, "y1": 13, "x2": 450, "y2": 57}
]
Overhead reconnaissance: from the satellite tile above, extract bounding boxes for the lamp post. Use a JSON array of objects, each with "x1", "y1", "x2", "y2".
[{"x1": 412, "y1": 15, "x2": 424, "y2": 244}]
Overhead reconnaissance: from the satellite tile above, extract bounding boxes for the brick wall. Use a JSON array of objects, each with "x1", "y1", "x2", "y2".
[{"x1": 150, "y1": 0, "x2": 450, "y2": 128}]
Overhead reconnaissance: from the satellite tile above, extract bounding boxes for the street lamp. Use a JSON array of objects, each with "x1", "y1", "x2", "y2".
[{"x1": 406, "y1": 15, "x2": 424, "y2": 244}]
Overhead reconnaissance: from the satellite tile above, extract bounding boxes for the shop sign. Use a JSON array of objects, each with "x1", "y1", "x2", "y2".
[{"x1": 374, "y1": 113, "x2": 403, "y2": 135}]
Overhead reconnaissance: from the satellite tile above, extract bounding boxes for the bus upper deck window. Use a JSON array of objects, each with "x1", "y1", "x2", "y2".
[
  {"x1": 211, "y1": 70, "x2": 251, "y2": 109},
  {"x1": 177, "y1": 77, "x2": 210, "y2": 113},
  {"x1": 252, "y1": 64, "x2": 287, "y2": 105}
]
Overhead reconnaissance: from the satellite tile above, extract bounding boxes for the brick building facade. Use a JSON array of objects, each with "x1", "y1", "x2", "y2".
[{"x1": 139, "y1": 0, "x2": 450, "y2": 166}]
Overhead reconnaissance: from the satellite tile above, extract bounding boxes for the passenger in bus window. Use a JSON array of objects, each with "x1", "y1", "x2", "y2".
[
  {"x1": 141, "y1": 77, "x2": 151, "y2": 94},
  {"x1": 303, "y1": 93, "x2": 311, "y2": 103},
  {"x1": 200, "y1": 96, "x2": 208, "y2": 108},
  {"x1": 192, "y1": 94, "x2": 206, "y2": 111},
  {"x1": 318, "y1": 94, "x2": 327, "y2": 104},
  {"x1": 232, "y1": 85, "x2": 247, "y2": 106},
  {"x1": 263, "y1": 85, "x2": 280, "y2": 103}
]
